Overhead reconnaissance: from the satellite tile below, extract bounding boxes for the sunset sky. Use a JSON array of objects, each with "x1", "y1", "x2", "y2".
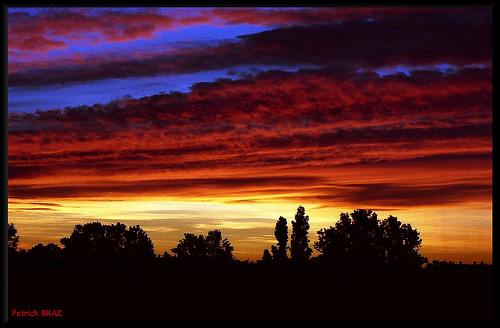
[{"x1": 8, "y1": 7, "x2": 492, "y2": 263}]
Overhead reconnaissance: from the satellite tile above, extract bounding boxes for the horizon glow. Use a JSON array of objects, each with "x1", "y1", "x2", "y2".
[{"x1": 8, "y1": 7, "x2": 492, "y2": 263}]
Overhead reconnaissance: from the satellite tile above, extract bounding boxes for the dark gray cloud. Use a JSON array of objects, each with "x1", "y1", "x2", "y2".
[
  {"x1": 8, "y1": 8, "x2": 492, "y2": 88},
  {"x1": 8, "y1": 176, "x2": 323, "y2": 199}
]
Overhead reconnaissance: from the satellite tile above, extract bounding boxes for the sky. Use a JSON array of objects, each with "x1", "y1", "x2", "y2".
[{"x1": 7, "y1": 7, "x2": 492, "y2": 263}]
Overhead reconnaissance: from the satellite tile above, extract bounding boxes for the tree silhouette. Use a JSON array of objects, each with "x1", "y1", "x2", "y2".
[
  {"x1": 171, "y1": 233, "x2": 206, "y2": 258},
  {"x1": 26, "y1": 242, "x2": 63, "y2": 265},
  {"x1": 290, "y1": 206, "x2": 312, "y2": 262},
  {"x1": 60, "y1": 222, "x2": 154, "y2": 261},
  {"x1": 171, "y1": 229, "x2": 234, "y2": 261},
  {"x1": 379, "y1": 215, "x2": 427, "y2": 267},
  {"x1": 28, "y1": 242, "x2": 62, "y2": 255},
  {"x1": 205, "y1": 229, "x2": 234, "y2": 261},
  {"x1": 271, "y1": 216, "x2": 288, "y2": 263},
  {"x1": 8, "y1": 223, "x2": 19, "y2": 251},
  {"x1": 124, "y1": 224, "x2": 156, "y2": 258},
  {"x1": 262, "y1": 249, "x2": 272, "y2": 263},
  {"x1": 314, "y1": 220, "x2": 349, "y2": 266},
  {"x1": 315, "y1": 210, "x2": 427, "y2": 267},
  {"x1": 347, "y1": 209, "x2": 382, "y2": 265}
]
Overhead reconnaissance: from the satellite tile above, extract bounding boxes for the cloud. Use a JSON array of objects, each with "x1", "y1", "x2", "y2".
[
  {"x1": 237, "y1": 8, "x2": 491, "y2": 68},
  {"x1": 9, "y1": 36, "x2": 67, "y2": 54},
  {"x1": 8, "y1": 66, "x2": 492, "y2": 181},
  {"x1": 7, "y1": 7, "x2": 442, "y2": 54},
  {"x1": 141, "y1": 226, "x2": 179, "y2": 233},
  {"x1": 8, "y1": 8, "x2": 492, "y2": 88},
  {"x1": 8, "y1": 176, "x2": 322, "y2": 200},
  {"x1": 7, "y1": 8, "x2": 201, "y2": 52},
  {"x1": 6, "y1": 8, "x2": 493, "y2": 263},
  {"x1": 8, "y1": 54, "x2": 491, "y2": 210},
  {"x1": 309, "y1": 180, "x2": 492, "y2": 209},
  {"x1": 193, "y1": 219, "x2": 272, "y2": 231},
  {"x1": 252, "y1": 122, "x2": 492, "y2": 151}
]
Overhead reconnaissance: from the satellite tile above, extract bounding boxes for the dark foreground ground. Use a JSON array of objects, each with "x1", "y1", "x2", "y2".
[{"x1": 8, "y1": 265, "x2": 492, "y2": 320}]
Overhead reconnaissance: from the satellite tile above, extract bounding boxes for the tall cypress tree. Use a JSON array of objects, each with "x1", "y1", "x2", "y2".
[
  {"x1": 271, "y1": 216, "x2": 288, "y2": 262},
  {"x1": 290, "y1": 206, "x2": 312, "y2": 262}
]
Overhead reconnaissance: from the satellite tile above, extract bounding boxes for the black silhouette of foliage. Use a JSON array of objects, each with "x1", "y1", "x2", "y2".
[
  {"x1": 171, "y1": 229, "x2": 234, "y2": 261},
  {"x1": 171, "y1": 233, "x2": 205, "y2": 258},
  {"x1": 28, "y1": 242, "x2": 62, "y2": 255},
  {"x1": 205, "y1": 229, "x2": 234, "y2": 261},
  {"x1": 26, "y1": 243, "x2": 63, "y2": 264},
  {"x1": 315, "y1": 209, "x2": 427, "y2": 267},
  {"x1": 262, "y1": 248, "x2": 272, "y2": 263},
  {"x1": 124, "y1": 224, "x2": 156, "y2": 257},
  {"x1": 290, "y1": 206, "x2": 312, "y2": 262},
  {"x1": 60, "y1": 222, "x2": 154, "y2": 260},
  {"x1": 8, "y1": 223, "x2": 19, "y2": 251},
  {"x1": 271, "y1": 216, "x2": 288, "y2": 263},
  {"x1": 8, "y1": 206, "x2": 429, "y2": 270},
  {"x1": 379, "y1": 215, "x2": 427, "y2": 267}
]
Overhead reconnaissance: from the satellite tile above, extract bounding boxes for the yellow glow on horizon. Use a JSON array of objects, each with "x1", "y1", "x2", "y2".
[{"x1": 8, "y1": 196, "x2": 492, "y2": 263}]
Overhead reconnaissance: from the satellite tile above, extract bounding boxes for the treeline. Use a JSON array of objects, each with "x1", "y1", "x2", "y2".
[
  {"x1": 262, "y1": 207, "x2": 427, "y2": 268},
  {"x1": 9, "y1": 206, "x2": 429, "y2": 268}
]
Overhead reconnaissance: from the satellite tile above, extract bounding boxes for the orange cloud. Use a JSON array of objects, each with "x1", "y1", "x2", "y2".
[{"x1": 8, "y1": 66, "x2": 492, "y2": 210}]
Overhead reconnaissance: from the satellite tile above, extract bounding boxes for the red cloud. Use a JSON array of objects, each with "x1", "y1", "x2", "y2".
[
  {"x1": 8, "y1": 65, "x2": 492, "y2": 207},
  {"x1": 10, "y1": 7, "x2": 439, "y2": 54},
  {"x1": 9, "y1": 36, "x2": 67, "y2": 53},
  {"x1": 8, "y1": 7, "x2": 492, "y2": 87}
]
